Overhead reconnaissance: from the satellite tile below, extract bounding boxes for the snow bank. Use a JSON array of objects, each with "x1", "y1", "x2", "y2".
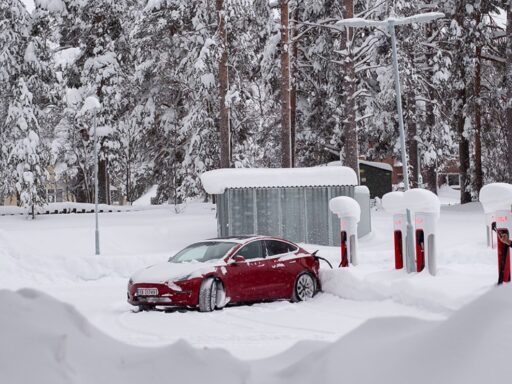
[
  {"x1": 0, "y1": 202, "x2": 168, "y2": 216},
  {"x1": 278, "y1": 285, "x2": 512, "y2": 384},
  {"x1": 329, "y1": 196, "x2": 361, "y2": 221},
  {"x1": 479, "y1": 183, "x2": 512, "y2": 213},
  {"x1": 382, "y1": 189, "x2": 440, "y2": 217},
  {"x1": 0, "y1": 289, "x2": 249, "y2": 384},
  {"x1": 2, "y1": 286, "x2": 511, "y2": 384},
  {"x1": 319, "y1": 267, "x2": 493, "y2": 313},
  {"x1": 200, "y1": 167, "x2": 358, "y2": 194}
]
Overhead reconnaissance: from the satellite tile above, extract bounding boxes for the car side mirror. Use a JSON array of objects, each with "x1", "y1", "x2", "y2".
[{"x1": 232, "y1": 255, "x2": 246, "y2": 264}]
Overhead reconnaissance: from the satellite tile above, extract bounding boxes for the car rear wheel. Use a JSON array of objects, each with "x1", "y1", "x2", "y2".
[
  {"x1": 199, "y1": 278, "x2": 225, "y2": 312},
  {"x1": 292, "y1": 272, "x2": 316, "y2": 302}
]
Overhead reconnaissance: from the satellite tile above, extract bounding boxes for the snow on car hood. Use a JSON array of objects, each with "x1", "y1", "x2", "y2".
[{"x1": 130, "y1": 260, "x2": 224, "y2": 284}]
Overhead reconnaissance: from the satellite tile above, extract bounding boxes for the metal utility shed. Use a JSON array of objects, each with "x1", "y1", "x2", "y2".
[
  {"x1": 359, "y1": 160, "x2": 393, "y2": 199},
  {"x1": 201, "y1": 167, "x2": 371, "y2": 246}
]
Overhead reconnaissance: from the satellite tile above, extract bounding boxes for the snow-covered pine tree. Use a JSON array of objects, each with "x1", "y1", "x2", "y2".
[{"x1": 0, "y1": 0, "x2": 32, "y2": 203}]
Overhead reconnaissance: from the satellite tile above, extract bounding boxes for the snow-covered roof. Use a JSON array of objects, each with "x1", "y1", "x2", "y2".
[
  {"x1": 329, "y1": 196, "x2": 361, "y2": 222},
  {"x1": 327, "y1": 160, "x2": 393, "y2": 172},
  {"x1": 382, "y1": 189, "x2": 441, "y2": 217},
  {"x1": 200, "y1": 167, "x2": 358, "y2": 194},
  {"x1": 359, "y1": 160, "x2": 393, "y2": 172},
  {"x1": 479, "y1": 183, "x2": 512, "y2": 214}
]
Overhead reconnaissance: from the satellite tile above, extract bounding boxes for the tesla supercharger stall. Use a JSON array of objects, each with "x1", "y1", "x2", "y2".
[
  {"x1": 480, "y1": 183, "x2": 512, "y2": 284},
  {"x1": 382, "y1": 192, "x2": 408, "y2": 271},
  {"x1": 404, "y1": 189, "x2": 440, "y2": 276},
  {"x1": 383, "y1": 189, "x2": 440, "y2": 275},
  {"x1": 329, "y1": 196, "x2": 361, "y2": 267}
]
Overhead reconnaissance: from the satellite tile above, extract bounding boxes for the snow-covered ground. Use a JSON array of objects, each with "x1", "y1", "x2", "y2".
[{"x1": 0, "y1": 196, "x2": 506, "y2": 382}]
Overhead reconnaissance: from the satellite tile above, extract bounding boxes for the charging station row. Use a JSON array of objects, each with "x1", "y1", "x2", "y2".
[{"x1": 329, "y1": 184, "x2": 512, "y2": 285}]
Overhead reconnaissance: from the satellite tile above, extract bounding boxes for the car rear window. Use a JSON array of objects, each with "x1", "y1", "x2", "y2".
[{"x1": 265, "y1": 240, "x2": 297, "y2": 257}]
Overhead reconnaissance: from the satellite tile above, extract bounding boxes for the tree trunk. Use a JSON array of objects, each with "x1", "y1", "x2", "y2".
[
  {"x1": 217, "y1": 0, "x2": 230, "y2": 169},
  {"x1": 98, "y1": 157, "x2": 110, "y2": 205},
  {"x1": 506, "y1": 1, "x2": 512, "y2": 182},
  {"x1": 457, "y1": 82, "x2": 472, "y2": 203},
  {"x1": 474, "y1": 43, "x2": 483, "y2": 194},
  {"x1": 455, "y1": 7, "x2": 471, "y2": 204},
  {"x1": 423, "y1": 23, "x2": 437, "y2": 194},
  {"x1": 340, "y1": 0, "x2": 359, "y2": 179},
  {"x1": 280, "y1": 0, "x2": 292, "y2": 168},
  {"x1": 406, "y1": 91, "x2": 418, "y2": 188},
  {"x1": 290, "y1": 5, "x2": 300, "y2": 167}
]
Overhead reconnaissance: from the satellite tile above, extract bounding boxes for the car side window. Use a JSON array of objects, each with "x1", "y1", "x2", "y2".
[
  {"x1": 235, "y1": 241, "x2": 263, "y2": 260},
  {"x1": 265, "y1": 240, "x2": 297, "y2": 257}
]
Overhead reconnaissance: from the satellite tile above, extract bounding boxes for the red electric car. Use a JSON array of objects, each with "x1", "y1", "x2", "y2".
[{"x1": 127, "y1": 236, "x2": 321, "y2": 312}]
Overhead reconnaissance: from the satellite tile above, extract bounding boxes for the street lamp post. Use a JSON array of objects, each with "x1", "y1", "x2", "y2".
[
  {"x1": 93, "y1": 109, "x2": 100, "y2": 256},
  {"x1": 81, "y1": 96, "x2": 102, "y2": 256},
  {"x1": 335, "y1": 12, "x2": 444, "y2": 273}
]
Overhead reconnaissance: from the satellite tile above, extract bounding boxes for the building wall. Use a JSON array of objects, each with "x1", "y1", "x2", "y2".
[
  {"x1": 359, "y1": 164, "x2": 392, "y2": 198},
  {"x1": 216, "y1": 186, "x2": 371, "y2": 246}
]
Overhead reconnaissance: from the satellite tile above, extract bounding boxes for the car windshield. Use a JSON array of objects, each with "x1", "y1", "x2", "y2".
[{"x1": 169, "y1": 241, "x2": 237, "y2": 263}]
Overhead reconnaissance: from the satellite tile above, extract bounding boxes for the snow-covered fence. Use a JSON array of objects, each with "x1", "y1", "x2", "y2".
[
  {"x1": 329, "y1": 196, "x2": 360, "y2": 267},
  {"x1": 480, "y1": 183, "x2": 512, "y2": 284},
  {"x1": 383, "y1": 189, "x2": 440, "y2": 275},
  {"x1": 0, "y1": 202, "x2": 165, "y2": 217}
]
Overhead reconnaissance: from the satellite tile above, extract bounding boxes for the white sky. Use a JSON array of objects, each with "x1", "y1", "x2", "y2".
[{"x1": 22, "y1": 0, "x2": 35, "y2": 12}]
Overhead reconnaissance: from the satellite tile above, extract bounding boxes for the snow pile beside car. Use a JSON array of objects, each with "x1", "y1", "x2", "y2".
[
  {"x1": 0, "y1": 289, "x2": 249, "y2": 384},
  {"x1": 2, "y1": 286, "x2": 512, "y2": 384}
]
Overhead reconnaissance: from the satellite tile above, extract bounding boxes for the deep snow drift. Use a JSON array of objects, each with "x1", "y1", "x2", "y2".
[{"x1": 2, "y1": 286, "x2": 511, "y2": 384}]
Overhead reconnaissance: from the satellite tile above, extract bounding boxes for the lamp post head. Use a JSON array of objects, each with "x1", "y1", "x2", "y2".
[
  {"x1": 335, "y1": 12, "x2": 445, "y2": 29},
  {"x1": 80, "y1": 96, "x2": 101, "y2": 115}
]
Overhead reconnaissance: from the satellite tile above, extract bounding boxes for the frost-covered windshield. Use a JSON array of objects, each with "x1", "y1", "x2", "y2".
[{"x1": 169, "y1": 241, "x2": 237, "y2": 263}]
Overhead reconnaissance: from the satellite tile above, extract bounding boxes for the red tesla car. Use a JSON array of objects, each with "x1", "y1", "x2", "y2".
[{"x1": 127, "y1": 236, "x2": 321, "y2": 312}]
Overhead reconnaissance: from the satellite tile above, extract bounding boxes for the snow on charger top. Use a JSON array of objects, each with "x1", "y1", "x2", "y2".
[
  {"x1": 200, "y1": 167, "x2": 358, "y2": 195},
  {"x1": 382, "y1": 189, "x2": 441, "y2": 217},
  {"x1": 329, "y1": 196, "x2": 361, "y2": 222},
  {"x1": 479, "y1": 183, "x2": 512, "y2": 214}
]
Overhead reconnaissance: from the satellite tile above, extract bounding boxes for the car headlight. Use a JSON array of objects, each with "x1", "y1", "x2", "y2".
[{"x1": 166, "y1": 280, "x2": 184, "y2": 291}]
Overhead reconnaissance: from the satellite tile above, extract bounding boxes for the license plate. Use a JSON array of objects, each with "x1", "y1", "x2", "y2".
[{"x1": 137, "y1": 288, "x2": 158, "y2": 296}]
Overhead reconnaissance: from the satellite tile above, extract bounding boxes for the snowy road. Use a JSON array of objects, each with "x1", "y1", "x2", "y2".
[{"x1": 42, "y1": 280, "x2": 441, "y2": 359}]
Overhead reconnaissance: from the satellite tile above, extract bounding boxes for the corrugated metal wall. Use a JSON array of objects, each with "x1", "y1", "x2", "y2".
[{"x1": 216, "y1": 185, "x2": 370, "y2": 246}]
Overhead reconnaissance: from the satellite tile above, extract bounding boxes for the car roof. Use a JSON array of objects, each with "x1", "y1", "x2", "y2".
[{"x1": 206, "y1": 235, "x2": 295, "y2": 245}]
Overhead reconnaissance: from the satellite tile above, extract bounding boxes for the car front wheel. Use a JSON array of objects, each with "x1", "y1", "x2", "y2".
[
  {"x1": 199, "y1": 277, "x2": 224, "y2": 312},
  {"x1": 292, "y1": 272, "x2": 316, "y2": 302}
]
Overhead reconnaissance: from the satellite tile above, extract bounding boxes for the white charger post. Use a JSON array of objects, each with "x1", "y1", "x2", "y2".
[
  {"x1": 382, "y1": 192, "x2": 407, "y2": 270},
  {"x1": 329, "y1": 196, "x2": 361, "y2": 267}
]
